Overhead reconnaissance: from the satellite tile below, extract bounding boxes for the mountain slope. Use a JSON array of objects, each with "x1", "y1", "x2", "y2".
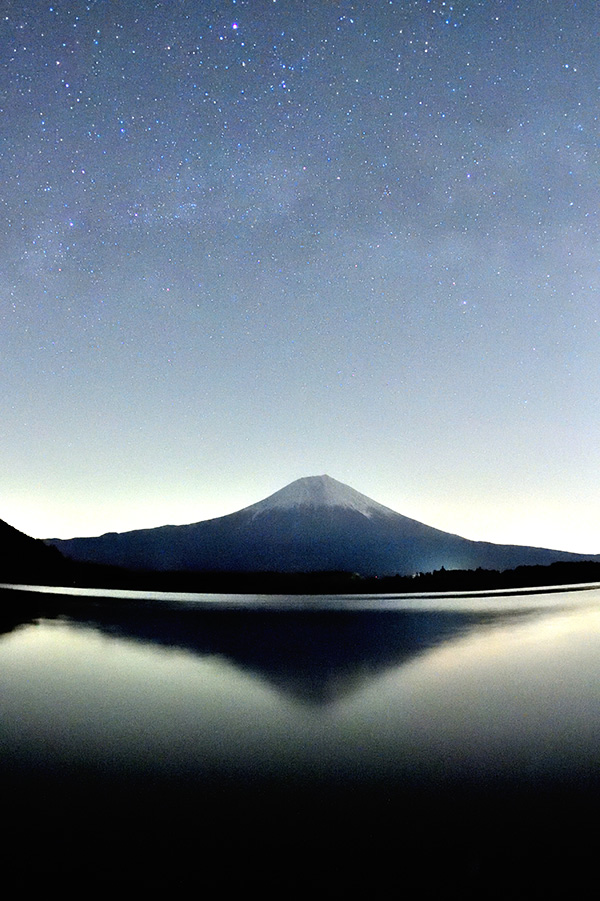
[
  {"x1": 45, "y1": 475, "x2": 600, "y2": 576},
  {"x1": 0, "y1": 518, "x2": 66, "y2": 584}
]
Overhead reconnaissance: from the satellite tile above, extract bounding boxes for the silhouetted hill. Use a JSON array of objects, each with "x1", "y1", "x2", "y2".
[{"x1": 0, "y1": 518, "x2": 67, "y2": 585}]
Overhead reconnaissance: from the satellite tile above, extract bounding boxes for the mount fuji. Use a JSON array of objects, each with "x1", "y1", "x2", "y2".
[{"x1": 45, "y1": 475, "x2": 599, "y2": 577}]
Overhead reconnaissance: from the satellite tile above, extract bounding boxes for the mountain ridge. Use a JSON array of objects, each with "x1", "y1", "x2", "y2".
[
  {"x1": 0, "y1": 517, "x2": 66, "y2": 584},
  {"x1": 45, "y1": 475, "x2": 600, "y2": 577}
]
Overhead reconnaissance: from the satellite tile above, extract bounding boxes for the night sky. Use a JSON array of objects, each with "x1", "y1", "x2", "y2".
[{"x1": 2, "y1": 1, "x2": 599, "y2": 553}]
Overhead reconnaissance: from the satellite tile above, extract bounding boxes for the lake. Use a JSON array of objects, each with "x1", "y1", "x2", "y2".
[{"x1": 2, "y1": 583, "x2": 600, "y2": 891}]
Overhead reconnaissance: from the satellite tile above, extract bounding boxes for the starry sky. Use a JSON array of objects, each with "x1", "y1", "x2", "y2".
[{"x1": 2, "y1": 0, "x2": 599, "y2": 553}]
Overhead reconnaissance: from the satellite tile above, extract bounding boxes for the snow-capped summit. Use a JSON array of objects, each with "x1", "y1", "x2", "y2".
[
  {"x1": 246, "y1": 474, "x2": 398, "y2": 520},
  {"x1": 46, "y1": 474, "x2": 600, "y2": 577}
]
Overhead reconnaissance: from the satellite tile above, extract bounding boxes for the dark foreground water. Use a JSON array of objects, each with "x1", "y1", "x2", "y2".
[{"x1": 2, "y1": 584, "x2": 600, "y2": 893}]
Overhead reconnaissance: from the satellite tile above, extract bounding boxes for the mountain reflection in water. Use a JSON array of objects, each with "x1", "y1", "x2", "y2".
[
  {"x1": 2, "y1": 586, "x2": 600, "y2": 893},
  {"x1": 51, "y1": 601, "x2": 524, "y2": 705}
]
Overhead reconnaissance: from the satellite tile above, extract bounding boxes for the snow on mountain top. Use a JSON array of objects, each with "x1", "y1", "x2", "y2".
[{"x1": 246, "y1": 475, "x2": 399, "y2": 520}]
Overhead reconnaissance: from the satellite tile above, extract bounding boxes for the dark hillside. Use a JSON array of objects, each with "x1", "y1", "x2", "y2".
[{"x1": 0, "y1": 518, "x2": 67, "y2": 585}]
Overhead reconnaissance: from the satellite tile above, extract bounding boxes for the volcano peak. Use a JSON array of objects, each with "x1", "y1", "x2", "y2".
[{"x1": 244, "y1": 474, "x2": 398, "y2": 520}]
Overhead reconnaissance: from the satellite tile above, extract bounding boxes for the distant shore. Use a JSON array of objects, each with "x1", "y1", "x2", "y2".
[
  {"x1": 0, "y1": 561, "x2": 600, "y2": 595},
  {"x1": 3, "y1": 557, "x2": 600, "y2": 601}
]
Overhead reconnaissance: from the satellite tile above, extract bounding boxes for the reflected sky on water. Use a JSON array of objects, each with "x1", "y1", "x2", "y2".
[{"x1": 2, "y1": 586, "x2": 600, "y2": 792}]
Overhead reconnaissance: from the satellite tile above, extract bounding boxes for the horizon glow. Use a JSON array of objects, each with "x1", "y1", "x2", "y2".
[{"x1": 1, "y1": 1, "x2": 599, "y2": 554}]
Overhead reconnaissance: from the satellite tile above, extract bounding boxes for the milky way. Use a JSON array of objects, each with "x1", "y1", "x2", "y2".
[{"x1": 2, "y1": 1, "x2": 599, "y2": 552}]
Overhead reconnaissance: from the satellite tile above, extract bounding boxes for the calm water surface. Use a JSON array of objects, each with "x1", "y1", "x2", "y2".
[{"x1": 2, "y1": 584, "x2": 600, "y2": 889}]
